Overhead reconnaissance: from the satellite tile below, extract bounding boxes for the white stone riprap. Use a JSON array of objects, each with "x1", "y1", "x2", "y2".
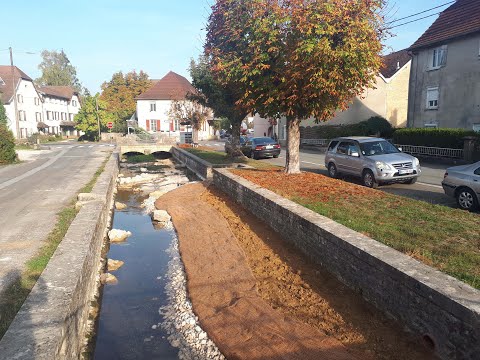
[
  {"x1": 158, "y1": 227, "x2": 225, "y2": 360},
  {"x1": 108, "y1": 229, "x2": 132, "y2": 243}
]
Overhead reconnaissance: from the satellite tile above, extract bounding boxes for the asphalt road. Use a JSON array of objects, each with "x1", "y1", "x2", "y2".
[
  {"x1": 0, "y1": 142, "x2": 114, "y2": 296},
  {"x1": 203, "y1": 139, "x2": 458, "y2": 208}
]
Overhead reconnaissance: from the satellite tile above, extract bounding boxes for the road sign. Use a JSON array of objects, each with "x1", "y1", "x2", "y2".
[{"x1": 107, "y1": 122, "x2": 113, "y2": 129}]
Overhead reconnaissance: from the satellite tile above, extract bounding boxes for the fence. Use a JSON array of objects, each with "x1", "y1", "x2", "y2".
[
  {"x1": 396, "y1": 144, "x2": 464, "y2": 159},
  {"x1": 300, "y1": 138, "x2": 330, "y2": 146}
]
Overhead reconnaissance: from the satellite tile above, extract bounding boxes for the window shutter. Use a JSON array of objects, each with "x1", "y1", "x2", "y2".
[
  {"x1": 157, "y1": 120, "x2": 161, "y2": 131},
  {"x1": 440, "y1": 45, "x2": 447, "y2": 66},
  {"x1": 170, "y1": 120, "x2": 174, "y2": 131},
  {"x1": 146, "y1": 119, "x2": 150, "y2": 131}
]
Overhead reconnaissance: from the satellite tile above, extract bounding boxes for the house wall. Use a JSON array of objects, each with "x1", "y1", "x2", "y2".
[
  {"x1": 386, "y1": 61, "x2": 411, "y2": 128},
  {"x1": 408, "y1": 34, "x2": 480, "y2": 130},
  {"x1": 137, "y1": 99, "x2": 215, "y2": 140},
  {"x1": 4, "y1": 79, "x2": 42, "y2": 139}
]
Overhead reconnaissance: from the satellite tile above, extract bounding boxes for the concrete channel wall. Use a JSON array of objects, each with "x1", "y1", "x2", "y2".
[
  {"x1": 0, "y1": 153, "x2": 119, "y2": 360},
  {"x1": 171, "y1": 147, "x2": 214, "y2": 180},
  {"x1": 213, "y1": 168, "x2": 480, "y2": 360}
]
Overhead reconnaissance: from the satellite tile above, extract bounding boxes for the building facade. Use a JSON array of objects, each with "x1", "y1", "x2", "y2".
[
  {"x1": 136, "y1": 71, "x2": 215, "y2": 140},
  {"x1": 0, "y1": 65, "x2": 82, "y2": 139},
  {"x1": 407, "y1": 0, "x2": 480, "y2": 131}
]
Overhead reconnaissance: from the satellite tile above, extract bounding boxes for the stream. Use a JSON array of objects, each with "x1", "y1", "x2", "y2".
[{"x1": 90, "y1": 158, "x2": 224, "y2": 360}]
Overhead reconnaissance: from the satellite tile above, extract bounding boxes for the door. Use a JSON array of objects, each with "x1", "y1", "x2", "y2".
[
  {"x1": 335, "y1": 142, "x2": 350, "y2": 172},
  {"x1": 344, "y1": 142, "x2": 363, "y2": 175}
]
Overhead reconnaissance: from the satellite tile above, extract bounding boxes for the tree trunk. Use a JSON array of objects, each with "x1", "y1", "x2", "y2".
[
  {"x1": 192, "y1": 125, "x2": 199, "y2": 143},
  {"x1": 285, "y1": 117, "x2": 301, "y2": 174},
  {"x1": 229, "y1": 120, "x2": 245, "y2": 158}
]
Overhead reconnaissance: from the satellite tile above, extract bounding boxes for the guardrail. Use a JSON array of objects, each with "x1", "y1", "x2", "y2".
[{"x1": 396, "y1": 144, "x2": 464, "y2": 159}]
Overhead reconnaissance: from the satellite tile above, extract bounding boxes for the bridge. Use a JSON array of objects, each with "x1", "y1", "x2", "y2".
[{"x1": 119, "y1": 144, "x2": 174, "y2": 156}]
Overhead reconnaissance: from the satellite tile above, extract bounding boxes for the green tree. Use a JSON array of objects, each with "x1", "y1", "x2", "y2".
[
  {"x1": 189, "y1": 56, "x2": 250, "y2": 156},
  {"x1": 205, "y1": 0, "x2": 385, "y2": 172},
  {"x1": 74, "y1": 94, "x2": 113, "y2": 141},
  {"x1": 0, "y1": 99, "x2": 16, "y2": 163},
  {"x1": 36, "y1": 50, "x2": 83, "y2": 93},
  {"x1": 100, "y1": 70, "x2": 151, "y2": 133},
  {"x1": 0, "y1": 98, "x2": 8, "y2": 126}
]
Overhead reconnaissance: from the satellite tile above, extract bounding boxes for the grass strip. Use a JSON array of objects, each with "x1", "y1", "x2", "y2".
[
  {"x1": 231, "y1": 168, "x2": 480, "y2": 289},
  {"x1": 0, "y1": 155, "x2": 110, "y2": 340}
]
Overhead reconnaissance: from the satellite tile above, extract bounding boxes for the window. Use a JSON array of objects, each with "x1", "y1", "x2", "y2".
[
  {"x1": 0, "y1": 77, "x2": 5, "y2": 86},
  {"x1": 46, "y1": 111, "x2": 51, "y2": 120},
  {"x1": 150, "y1": 102, "x2": 156, "y2": 112},
  {"x1": 34, "y1": 97, "x2": 40, "y2": 105},
  {"x1": 327, "y1": 140, "x2": 339, "y2": 151},
  {"x1": 336, "y1": 142, "x2": 350, "y2": 155},
  {"x1": 473, "y1": 124, "x2": 480, "y2": 132},
  {"x1": 150, "y1": 119, "x2": 157, "y2": 131},
  {"x1": 426, "y1": 87, "x2": 439, "y2": 109},
  {"x1": 174, "y1": 119, "x2": 180, "y2": 131},
  {"x1": 69, "y1": 113, "x2": 73, "y2": 121},
  {"x1": 431, "y1": 46, "x2": 447, "y2": 69},
  {"x1": 17, "y1": 94, "x2": 23, "y2": 103},
  {"x1": 474, "y1": 167, "x2": 480, "y2": 176},
  {"x1": 35, "y1": 112, "x2": 42, "y2": 122},
  {"x1": 18, "y1": 110, "x2": 26, "y2": 121}
]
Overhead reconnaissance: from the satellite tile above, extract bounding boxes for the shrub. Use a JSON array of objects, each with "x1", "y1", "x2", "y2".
[
  {"x1": 28, "y1": 133, "x2": 63, "y2": 144},
  {"x1": 392, "y1": 128, "x2": 479, "y2": 149},
  {"x1": 0, "y1": 125, "x2": 17, "y2": 164},
  {"x1": 302, "y1": 116, "x2": 394, "y2": 139}
]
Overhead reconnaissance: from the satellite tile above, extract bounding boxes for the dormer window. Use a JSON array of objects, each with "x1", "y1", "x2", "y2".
[
  {"x1": 430, "y1": 46, "x2": 447, "y2": 69},
  {"x1": 0, "y1": 77, "x2": 5, "y2": 86}
]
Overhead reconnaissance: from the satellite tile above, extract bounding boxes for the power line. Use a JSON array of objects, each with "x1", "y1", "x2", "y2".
[
  {"x1": 385, "y1": 1, "x2": 454, "y2": 25},
  {"x1": 386, "y1": 11, "x2": 444, "y2": 30}
]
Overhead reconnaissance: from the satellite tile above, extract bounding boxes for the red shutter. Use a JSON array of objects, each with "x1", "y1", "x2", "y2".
[
  {"x1": 157, "y1": 120, "x2": 161, "y2": 132},
  {"x1": 170, "y1": 120, "x2": 174, "y2": 131},
  {"x1": 146, "y1": 120, "x2": 150, "y2": 131}
]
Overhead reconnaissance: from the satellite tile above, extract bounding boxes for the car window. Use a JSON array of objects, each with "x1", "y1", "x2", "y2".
[
  {"x1": 336, "y1": 142, "x2": 350, "y2": 155},
  {"x1": 252, "y1": 137, "x2": 276, "y2": 145},
  {"x1": 474, "y1": 167, "x2": 480, "y2": 176},
  {"x1": 347, "y1": 143, "x2": 360, "y2": 156},
  {"x1": 360, "y1": 140, "x2": 399, "y2": 156},
  {"x1": 328, "y1": 140, "x2": 339, "y2": 151}
]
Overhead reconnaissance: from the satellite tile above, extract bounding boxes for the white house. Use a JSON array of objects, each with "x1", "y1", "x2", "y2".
[
  {"x1": 136, "y1": 71, "x2": 215, "y2": 140},
  {"x1": 38, "y1": 86, "x2": 81, "y2": 137},
  {"x1": 0, "y1": 65, "x2": 82, "y2": 139},
  {"x1": 0, "y1": 65, "x2": 43, "y2": 139}
]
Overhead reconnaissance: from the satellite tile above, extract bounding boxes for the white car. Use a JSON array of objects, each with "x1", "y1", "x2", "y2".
[{"x1": 442, "y1": 161, "x2": 480, "y2": 211}]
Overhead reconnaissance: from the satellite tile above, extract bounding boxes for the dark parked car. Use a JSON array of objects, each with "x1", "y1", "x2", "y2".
[
  {"x1": 245, "y1": 137, "x2": 281, "y2": 159},
  {"x1": 224, "y1": 136, "x2": 250, "y2": 155}
]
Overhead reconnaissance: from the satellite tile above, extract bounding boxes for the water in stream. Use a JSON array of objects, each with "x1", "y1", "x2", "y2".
[{"x1": 93, "y1": 189, "x2": 179, "y2": 360}]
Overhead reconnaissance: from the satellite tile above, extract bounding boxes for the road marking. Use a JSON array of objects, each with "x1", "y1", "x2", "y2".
[
  {"x1": 56, "y1": 146, "x2": 62, "y2": 149},
  {"x1": 78, "y1": 145, "x2": 84, "y2": 148},
  {"x1": 88, "y1": 145, "x2": 94, "y2": 148},
  {"x1": 0, "y1": 147, "x2": 71, "y2": 190},
  {"x1": 301, "y1": 161, "x2": 325, "y2": 167},
  {"x1": 417, "y1": 182, "x2": 443, "y2": 189}
]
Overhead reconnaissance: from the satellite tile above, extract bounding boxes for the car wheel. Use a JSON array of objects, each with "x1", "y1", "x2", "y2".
[
  {"x1": 362, "y1": 169, "x2": 378, "y2": 189},
  {"x1": 456, "y1": 188, "x2": 478, "y2": 211},
  {"x1": 253, "y1": 152, "x2": 259, "y2": 160},
  {"x1": 273, "y1": 154, "x2": 279, "y2": 158},
  {"x1": 404, "y1": 177, "x2": 417, "y2": 185},
  {"x1": 328, "y1": 163, "x2": 338, "y2": 178}
]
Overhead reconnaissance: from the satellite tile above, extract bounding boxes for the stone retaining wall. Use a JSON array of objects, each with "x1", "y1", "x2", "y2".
[
  {"x1": 213, "y1": 168, "x2": 480, "y2": 360},
  {"x1": 0, "y1": 153, "x2": 119, "y2": 360},
  {"x1": 171, "y1": 147, "x2": 214, "y2": 180}
]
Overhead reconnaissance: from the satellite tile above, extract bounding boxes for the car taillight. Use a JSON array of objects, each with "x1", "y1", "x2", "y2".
[
  {"x1": 255, "y1": 145, "x2": 263, "y2": 150},
  {"x1": 274, "y1": 144, "x2": 280, "y2": 149},
  {"x1": 444, "y1": 172, "x2": 448, "y2": 179}
]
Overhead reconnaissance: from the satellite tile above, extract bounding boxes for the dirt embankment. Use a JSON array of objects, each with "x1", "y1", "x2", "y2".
[{"x1": 156, "y1": 182, "x2": 435, "y2": 360}]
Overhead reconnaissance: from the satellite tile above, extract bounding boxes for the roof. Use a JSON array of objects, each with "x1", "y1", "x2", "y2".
[
  {"x1": 380, "y1": 50, "x2": 411, "y2": 78},
  {"x1": 136, "y1": 71, "x2": 196, "y2": 100},
  {"x1": 0, "y1": 65, "x2": 33, "y2": 104},
  {"x1": 410, "y1": 0, "x2": 480, "y2": 50},
  {"x1": 39, "y1": 86, "x2": 78, "y2": 100}
]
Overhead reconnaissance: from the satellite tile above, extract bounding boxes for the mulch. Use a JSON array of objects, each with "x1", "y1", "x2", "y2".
[{"x1": 155, "y1": 182, "x2": 358, "y2": 360}]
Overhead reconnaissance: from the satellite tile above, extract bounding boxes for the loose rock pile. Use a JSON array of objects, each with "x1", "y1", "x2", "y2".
[{"x1": 159, "y1": 226, "x2": 225, "y2": 360}]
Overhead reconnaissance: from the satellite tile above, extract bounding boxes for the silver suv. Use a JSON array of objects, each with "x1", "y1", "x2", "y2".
[{"x1": 325, "y1": 137, "x2": 421, "y2": 188}]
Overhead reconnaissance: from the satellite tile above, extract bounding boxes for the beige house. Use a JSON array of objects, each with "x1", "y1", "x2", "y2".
[
  {"x1": 300, "y1": 50, "x2": 411, "y2": 130},
  {"x1": 407, "y1": 0, "x2": 480, "y2": 131}
]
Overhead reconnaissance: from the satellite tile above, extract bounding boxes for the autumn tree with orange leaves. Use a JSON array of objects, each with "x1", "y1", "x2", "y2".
[{"x1": 205, "y1": 0, "x2": 385, "y2": 173}]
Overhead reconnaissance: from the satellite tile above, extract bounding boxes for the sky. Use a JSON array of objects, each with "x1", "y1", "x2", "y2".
[{"x1": 0, "y1": 0, "x2": 454, "y2": 94}]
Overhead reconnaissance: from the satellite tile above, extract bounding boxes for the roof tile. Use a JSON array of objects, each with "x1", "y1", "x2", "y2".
[{"x1": 136, "y1": 71, "x2": 196, "y2": 100}]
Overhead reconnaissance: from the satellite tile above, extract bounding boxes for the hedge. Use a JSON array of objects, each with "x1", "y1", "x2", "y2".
[
  {"x1": 301, "y1": 116, "x2": 394, "y2": 140},
  {"x1": 392, "y1": 128, "x2": 479, "y2": 149}
]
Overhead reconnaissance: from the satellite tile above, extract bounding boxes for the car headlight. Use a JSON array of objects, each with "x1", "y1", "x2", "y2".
[
  {"x1": 375, "y1": 161, "x2": 391, "y2": 171},
  {"x1": 413, "y1": 157, "x2": 420, "y2": 167}
]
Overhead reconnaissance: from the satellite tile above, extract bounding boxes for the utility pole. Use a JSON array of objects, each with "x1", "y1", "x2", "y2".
[
  {"x1": 95, "y1": 96, "x2": 100, "y2": 141},
  {"x1": 9, "y1": 47, "x2": 20, "y2": 139}
]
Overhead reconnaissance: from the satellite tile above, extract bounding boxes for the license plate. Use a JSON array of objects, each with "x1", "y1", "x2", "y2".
[
  {"x1": 399, "y1": 169, "x2": 414, "y2": 175},
  {"x1": 265, "y1": 145, "x2": 273, "y2": 149}
]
